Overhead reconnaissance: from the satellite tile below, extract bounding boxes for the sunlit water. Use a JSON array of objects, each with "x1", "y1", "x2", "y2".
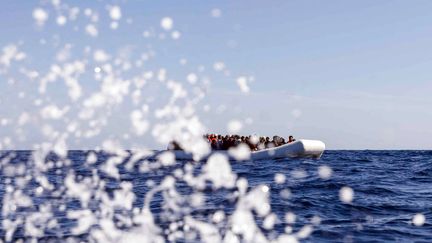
[{"x1": 1, "y1": 150, "x2": 431, "y2": 242}]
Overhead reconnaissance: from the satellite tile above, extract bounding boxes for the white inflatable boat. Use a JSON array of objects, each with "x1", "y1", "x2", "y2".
[{"x1": 167, "y1": 139, "x2": 325, "y2": 161}]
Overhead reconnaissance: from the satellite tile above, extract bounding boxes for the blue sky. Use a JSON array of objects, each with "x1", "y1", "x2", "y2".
[{"x1": 1, "y1": 0, "x2": 432, "y2": 149}]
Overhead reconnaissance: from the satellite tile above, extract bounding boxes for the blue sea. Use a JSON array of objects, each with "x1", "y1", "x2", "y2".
[{"x1": 0, "y1": 150, "x2": 431, "y2": 242}]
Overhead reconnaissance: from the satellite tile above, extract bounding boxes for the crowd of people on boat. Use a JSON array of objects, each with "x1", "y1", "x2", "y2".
[
  {"x1": 168, "y1": 134, "x2": 296, "y2": 151},
  {"x1": 204, "y1": 134, "x2": 296, "y2": 151}
]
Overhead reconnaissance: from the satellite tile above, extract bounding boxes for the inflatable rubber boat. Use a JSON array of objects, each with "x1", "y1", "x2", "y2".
[{"x1": 168, "y1": 139, "x2": 325, "y2": 161}]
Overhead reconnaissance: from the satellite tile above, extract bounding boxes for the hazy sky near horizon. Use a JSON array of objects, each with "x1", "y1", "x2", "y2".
[{"x1": 1, "y1": 0, "x2": 432, "y2": 149}]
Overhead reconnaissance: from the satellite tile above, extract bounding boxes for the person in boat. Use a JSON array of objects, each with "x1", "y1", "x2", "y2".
[
  {"x1": 257, "y1": 137, "x2": 266, "y2": 150},
  {"x1": 235, "y1": 136, "x2": 243, "y2": 147},
  {"x1": 272, "y1": 135, "x2": 285, "y2": 146},
  {"x1": 245, "y1": 136, "x2": 255, "y2": 151},
  {"x1": 209, "y1": 134, "x2": 219, "y2": 149},
  {"x1": 221, "y1": 135, "x2": 229, "y2": 150},
  {"x1": 168, "y1": 141, "x2": 182, "y2": 150},
  {"x1": 265, "y1": 137, "x2": 275, "y2": 148},
  {"x1": 264, "y1": 137, "x2": 270, "y2": 147},
  {"x1": 211, "y1": 139, "x2": 218, "y2": 150},
  {"x1": 273, "y1": 135, "x2": 284, "y2": 146},
  {"x1": 288, "y1": 135, "x2": 296, "y2": 143},
  {"x1": 232, "y1": 135, "x2": 237, "y2": 147},
  {"x1": 216, "y1": 135, "x2": 222, "y2": 150}
]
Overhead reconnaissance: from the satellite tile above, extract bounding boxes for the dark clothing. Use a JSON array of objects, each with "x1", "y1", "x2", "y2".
[
  {"x1": 211, "y1": 140, "x2": 218, "y2": 150},
  {"x1": 273, "y1": 136, "x2": 284, "y2": 146},
  {"x1": 168, "y1": 141, "x2": 182, "y2": 150}
]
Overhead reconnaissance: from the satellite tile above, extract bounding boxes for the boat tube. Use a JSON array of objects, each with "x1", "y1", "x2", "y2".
[{"x1": 165, "y1": 139, "x2": 325, "y2": 161}]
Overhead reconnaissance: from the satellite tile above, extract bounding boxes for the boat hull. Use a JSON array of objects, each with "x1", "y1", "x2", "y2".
[{"x1": 168, "y1": 139, "x2": 325, "y2": 161}]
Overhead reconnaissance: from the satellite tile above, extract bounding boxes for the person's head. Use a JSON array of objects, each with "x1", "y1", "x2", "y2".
[
  {"x1": 288, "y1": 135, "x2": 294, "y2": 142},
  {"x1": 266, "y1": 137, "x2": 270, "y2": 141},
  {"x1": 218, "y1": 135, "x2": 221, "y2": 139}
]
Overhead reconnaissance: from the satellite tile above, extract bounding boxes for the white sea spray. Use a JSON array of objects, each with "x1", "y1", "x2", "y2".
[
  {"x1": 274, "y1": 173, "x2": 286, "y2": 184},
  {"x1": 186, "y1": 73, "x2": 198, "y2": 84},
  {"x1": 339, "y1": 186, "x2": 354, "y2": 204},
  {"x1": 412, "y1": 213, "x2": 425, "y2": 226},
  {"x1": 236, "y1": 76, "x2": 250, "y2": 93},
  {"x1": 213, "y1": 61, "x2": 225, "y2": 71},
  {"x1": 157, "y1": 151, "x2": 175, "y2": 167},
  {"x1": 33, "y1": 8, "x2": 49, "y2": 26},
  {"x1": 86, "y1": 24, "x2": 98, "y2": 37},
  {"x1": 56, "y1": 15, "x2": 67, "y2": 26},
  {"x1": 210, "y1": 8, "x2": 222, "y2": 18},
  {"x1": 203, "y1": 153, "x2": 236, "y2": 189},
  {"x1": 0, "y1": 1, "x2": 320, "y2": 241},
  {"x1": 228, "y1": 143, "x2": 251, "y2": 161},
  {"x1": 160, "y1": 17, "x2": 174, "y2": 31},
  {"x1": 318, "y1": 165, "x2": 333, "y2": 180},
  {"x1": 109, "y1": 6, "x2": 122, "y2": 21},
  {"x1": 227, "y1": 119, "x2": 243, "y2": 134},
  {"x1": 285, "y1": 212, "x2": 296, "y2": 224},
  {"x1": 171, "y1": 31, "x2": 181, "y2": 40}
]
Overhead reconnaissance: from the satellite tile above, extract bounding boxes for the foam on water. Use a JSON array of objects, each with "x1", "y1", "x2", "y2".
[{"x1": 4, "y1": 146, "x2": 354, "y2": 242}]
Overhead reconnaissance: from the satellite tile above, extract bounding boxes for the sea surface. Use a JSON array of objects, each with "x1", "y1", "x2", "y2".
[{"x1": 0, "y1": 150, "x2": 431, "y2": 242}]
